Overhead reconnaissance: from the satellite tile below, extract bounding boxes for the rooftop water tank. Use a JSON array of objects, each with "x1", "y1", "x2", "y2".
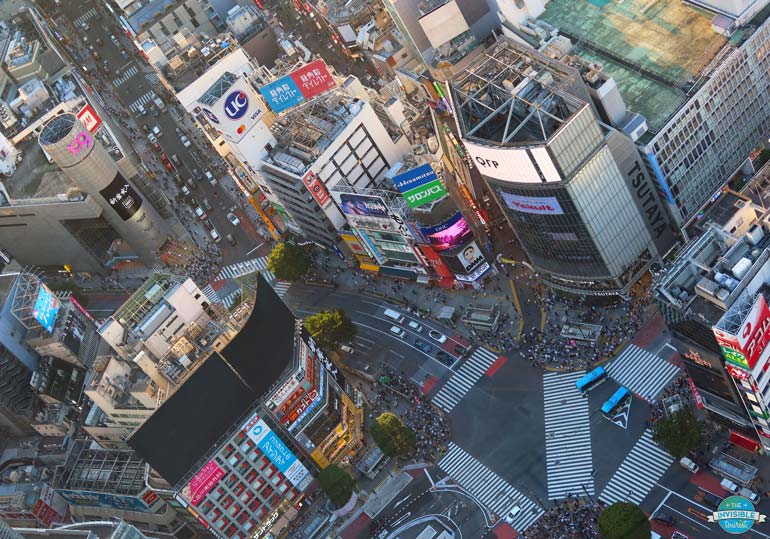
[{"x1": 732, "y1": 257, "x2": 753, "y2": 280}]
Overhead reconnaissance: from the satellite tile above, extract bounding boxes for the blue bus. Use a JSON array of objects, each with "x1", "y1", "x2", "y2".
[
  {"x1": 601, "y1": 387, "x2": 630, "y2": 417},
  {"x1": 575, "y1": 366, "x2": 607, "y2": 395}
]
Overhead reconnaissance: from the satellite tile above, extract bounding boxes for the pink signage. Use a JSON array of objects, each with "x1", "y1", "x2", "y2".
[
  {"x1": 186, "y1": 460, "x2": 225, "y2": 506},
  {"x1": 68, "y1": 132, "x2": 92, "y2": 155}
]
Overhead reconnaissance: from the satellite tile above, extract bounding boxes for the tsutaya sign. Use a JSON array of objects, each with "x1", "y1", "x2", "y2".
[{"x1": 68, "y1": 132, "x2": 92, "y2": 155}]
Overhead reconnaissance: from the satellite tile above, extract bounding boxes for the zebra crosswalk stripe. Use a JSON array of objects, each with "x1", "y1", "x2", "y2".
[
  {"x1": 432, "y1": 347, "x2": 498, "y2": 413},
  {"x1": 129, "y1": 91, "x2": 156, "y2": 113},
  {"x1": 112, "y1": 65, "x2": 139, "y2": 87},
  {"x1": 599, "y1": 430, "x2": 673, "y2": 506},
  {"x1": 222, "y1": 289, "x2": 242, "y2": 309},
  {"x1": 606, "y1": 344, "x2": 680, "y2": 402},
  {"x1": 273, "y1": 281, "x2": 290, "y2": 298},
  {"x1": 216, "y1": 257, "x2": 276, "y2": 283},
  {"x1": 439, "y1": 443, "x2": 543, "y2": 531},
  {"x1": 543, "y1": 371, "x2": 594, "y2": 500},
  {"x1": 75, "y1": 8, "x2": 97, "y2": 27}
]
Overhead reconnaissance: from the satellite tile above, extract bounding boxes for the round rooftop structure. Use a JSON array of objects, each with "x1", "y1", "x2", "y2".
[{"x1": 39, "y1": 114, "x2": 77, "y2": 146}]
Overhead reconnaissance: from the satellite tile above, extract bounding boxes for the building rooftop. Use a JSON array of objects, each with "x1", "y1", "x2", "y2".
[
  {"x1": 129, "y1": 273, "x2": 297, "y2": 486},
  {"x1": 538, "y1": 0, "x2": 766, "y2": 133},
  {"x1": 53, "y1": 444, "x2": 146, "y2": 495}
]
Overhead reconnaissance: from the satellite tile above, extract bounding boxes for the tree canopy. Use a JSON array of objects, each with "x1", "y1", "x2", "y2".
[
  {"x1": 598, "y1": 502, "x2": 651, "y2": 539},
  {"x1": 371, "y1": 412, "x2": 416, "y2": 457},
  {"x1": 305, "y1": 309, "x2": 357, "y2": 351},
  {"x1": 653, "y1": 409, "x2": 703, "y2": 459},
  {"x1": 266, "y1": 242, "x2": 311, "y2": 282},
  {"x1": 318, "y1": 464, "x2": 355, "y2": 508}
]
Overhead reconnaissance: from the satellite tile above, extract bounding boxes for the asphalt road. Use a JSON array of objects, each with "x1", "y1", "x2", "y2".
[{"x1": 46, "y1": 0, "x2": 265, "y2": 265}]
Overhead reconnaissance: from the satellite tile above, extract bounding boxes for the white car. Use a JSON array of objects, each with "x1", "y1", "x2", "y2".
[
  {"x1": 408, "y1": 320, "x2": 423, "y2": 333},
  {"x1": 194, "y1": 206, "x2": 206, "y2": 220},
  {"x1": 428, "y1": 329, "x2": 447, "y2": 343},
  {"x1": 210, "y1": 228, "x2": 221, "y2": 242},
  {"x1": 180, "y1": 134, "x2": 191, "y2": 148},
  {"x1": 226, "y1": 212, "x2": 241, "y2": 226},
  {"x1": 504, "y1": 506, "x2": 521, "y2": 524},
  {"x1": 180, "y1": 184, "x2": 190, "y2": 196},
  {"x1": 147, "y1": 133, "x2": 157, "y2": 144}
]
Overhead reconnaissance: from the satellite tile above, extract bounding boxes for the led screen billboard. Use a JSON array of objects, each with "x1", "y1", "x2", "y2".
[
  {"x1": 33, "y1": 284, "x2": 61, "y2": 333},
  {"x1": 501, "y1": 193, "x2": 564, "y2": 215},
  {"x1": 338, "y1": 193, "x2": 389, "y2": 218},
  {"x1": 201, "y1": 81, "x2": 264, "y2": 143},
  {"x1": 420, "y1": 212, "x2": 472, "y2": 251}
]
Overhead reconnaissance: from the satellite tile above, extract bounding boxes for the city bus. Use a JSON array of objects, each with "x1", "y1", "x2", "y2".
[
  {"x1": 575, "y1": 366, "x2": 607, "y2": 395},
  {"x1": 601, "y1": 387, "x2": 631, "y2": 417}
]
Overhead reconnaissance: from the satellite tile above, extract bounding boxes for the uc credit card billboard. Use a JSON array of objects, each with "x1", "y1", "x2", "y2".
[{"x1": 260, "y1": 60, "x2": 336, "y2": 113}]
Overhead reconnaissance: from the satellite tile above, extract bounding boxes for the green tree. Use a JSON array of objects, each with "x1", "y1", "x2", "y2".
[
  {"x1": 318, "y1": 464, "x2": 355, "y2": 508},
  {"x1": 371, "y1": 412, "x2": 416, "y2": 457},
  {"x1": 598, "y1": 502, "x2": 651, "y2": 539},
  {"x1": 305, "y1": 309, "x2": 357, "y2": 351},
  {"x1": 653, "y1": 409, "x2": 703, "y2": 459},
  {"x1": 266, "y1": 242, "x2": 311, "y2": 282}
]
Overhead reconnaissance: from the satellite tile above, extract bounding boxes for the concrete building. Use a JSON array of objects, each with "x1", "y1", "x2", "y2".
[
  {"x1": 0, "y1": 483, "x2": 68, "y2": 528},
  {"x1": 130, "y1": 274, "x2": 364, "y2": 539},
  {"x1": 535, "y1": 0, "x2": 770, "y2": 229},
  {"x1": 655, "y1": 189, "x2": 770, "y2": 450},
  {"x1": 452, "y1": 39, "x2": 674, "y2": 295},
  {"x1": 14, "y1": 520, "x2": 152, "y2": 539},
  {"x1": 122, "y1": 0, "x2": 217, "y2": 51},
  {"x1": 38, "y1": 114, "x2": 170, "y2": 266}
]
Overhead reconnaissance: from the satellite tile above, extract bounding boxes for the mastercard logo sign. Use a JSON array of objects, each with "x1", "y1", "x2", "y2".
[{"x1": 237, "y1": 124, "x2": 246, "y2": 134}]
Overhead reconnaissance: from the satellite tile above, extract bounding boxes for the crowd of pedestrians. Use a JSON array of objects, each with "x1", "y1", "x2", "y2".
[
  {"x1": 167, "y1": 245, "x2": 223, "y2": 288},
  {"x1": 369, "y1": 368, "x2": 450, "y2": 462},
  {"x1": 520, "y1": 499, "x2": 601, "y2": 539}
]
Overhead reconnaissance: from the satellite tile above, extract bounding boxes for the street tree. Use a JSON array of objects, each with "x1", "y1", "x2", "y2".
[
  {"x1": 371, "y1": 412, "x2": 416, "y2": 457},
  {"x1": 266, "y1": 242, "x2": 311, "y2": 282},
  {"x1": 305, "y1": 309, "x2": 357, "y2": 351},
  {"x1": 653, "y1": 409, "x2": 703, "y2": 459},
  {"x1": 598, "y1": 502, "x2": 651, "y2": 539},
  {"x1": 318, "y1": 464, "x2": 355, "y2": 508}
]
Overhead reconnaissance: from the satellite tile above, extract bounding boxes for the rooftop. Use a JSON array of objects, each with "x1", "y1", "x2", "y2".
[
  {"x1": 538, "y1": 0, "x2": 739, "y2": 133},
  {"x1": 53, "y1": 444, "x2": 146, "y2": 495},
  {"x1": 1, "y1": 138, "x2": 79, "y2": 203}
]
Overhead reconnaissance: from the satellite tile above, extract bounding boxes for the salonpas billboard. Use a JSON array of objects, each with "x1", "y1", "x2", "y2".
[{"x1": 392, "y1": 164, "x2": 447, "y2": 208}]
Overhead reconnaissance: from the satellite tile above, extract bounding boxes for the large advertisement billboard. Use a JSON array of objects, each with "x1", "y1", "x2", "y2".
[
  {"x1": 241, "y1": 414, "x2": 312, "y2": 490},
  {"x1": 392, "y1": 164, "x2": 447, "y2": 208},
  {"x1": 57, "y1": 490, "x2": 152, "y2": 512},
  {"x1": 99, "y1": 173, "x2": 143, "y2": 221},
  {"x1": 713, "y1": 294, "x2": 770, "y2": 370},
  {"x1": 200, "y1": 80, "x2": 263, "y2": 143},
  {"x1": 77, "y1": 104, "x2": 102, "y2": 134},
  {"x1": 338, "y1": 193, "x2": 389, "y2": 218},
  {"x1": 260, "y1": 60, "x2": 336, "y2": 113},
  {"x1": 420, "y1": 212, "x2": 472, "y2": 251},
  {"x1": 501, "y1": 193, "x2": 564, "y2": 215},
  {"x1": 464, "y1": 141, "x2": 549, "y2": 184},
  {"x1": 180, "y1": 460, "x2": 226, "y2": 506},
  {"x1": 33, "y1": 284, "x2": 61, "y2": 333},
  {"x1": 303, "y1": 171, "x2": 330, "y2": 207}
]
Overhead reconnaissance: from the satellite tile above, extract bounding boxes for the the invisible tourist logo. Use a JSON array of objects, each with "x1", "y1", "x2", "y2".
[{"x1": 709, "y1": 496, "x2": 766, "y2": 534}]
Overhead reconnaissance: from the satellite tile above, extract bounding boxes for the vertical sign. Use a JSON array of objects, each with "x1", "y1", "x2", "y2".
[{"x1": 77, "y1": 104, "x2": 102, "y2": 134}]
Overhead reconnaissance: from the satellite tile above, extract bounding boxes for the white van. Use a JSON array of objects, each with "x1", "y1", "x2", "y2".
[
  {"x1": 384, "y1": 309, "x2": 405, "y2": 324},
  {"x1": 679, "y1": 457, "x2": 699, "y2": 473},
  {"x1": 720, "y1": 478, "x2": 740, "y2": 494},
  {"x1": 390, "y1": 326, "x2": 405, "y2": 338},
  {"x1": 739, "y1": 487, "x2": 760, "y2": 503}
]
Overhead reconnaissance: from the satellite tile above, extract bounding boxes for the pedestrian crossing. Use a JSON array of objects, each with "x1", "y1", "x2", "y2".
[
  {"x1": 129, "y1": 91, "x2": 156, "y2": 113},
  {"x1": 598, "y1": 429, "x2": 673, "y2": 506},
  {"x1": 439, "y1": 443, "x2": 543, "y2": 531},
  {"x1": 606, "y1": 344, "x2": 680, "y2": 403},
  {"x1": 74, "y1": 8, "x2": 97, "y2": 27},
  {"x1": 273, "y1": 281, "x2": 291, "y2": 298},
  {"x1": 200, "y1": 284, "x2": 222, "y2": 305},
  {"x1": 543, "y1": 371, "x2": 594, "y2": 500},
  {"x1": 216, "y1": 256, "x2": 275, "y2": 282},
  {"x1": 431, "y1": 346, "x2": 498, "y2": 413},
  {"x1": 112, "y1": 65, "x2": 139, "y2": 87},
  {"x1": 220, "y1": 281, "x2": 290, "y2": 309}
]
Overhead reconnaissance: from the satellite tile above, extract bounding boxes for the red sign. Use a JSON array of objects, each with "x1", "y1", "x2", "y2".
[
  {"x1": 290, "y1": 60, "x2": 336, "y2": 100},
  {"x1": 185, "y1": 460, "x2": 225, "y2": 506},
  {"x1": 142, "y1": 490, "x2": 159, "y2": 506},
  {"x1": 69, "y1": 295, "x2": 95, "y2": 322},
  {"x1": 284, "y1": 388, "x2": 319, "y2": 425},
  {"x1": 739, "y1": 295, "x2": 770, "y2": 368},
  {"x1": 416, "y1": 244, "x2": 453, "y2": 279},
  {"x1": 726, "y1": 364, "x2": 750, "y2": 381},
  {"x1": 303, "y1": 171, "x2": 330, "y2": 207},
  {"x1": 687, "y1": 376, "x2": 704, "y2": 409},
  {"x1": 77, "y1": 104, "x2": 102, "y2": 134},
  {"x1": 253, "y1": 0, "x2": 263, "y2": 8}
]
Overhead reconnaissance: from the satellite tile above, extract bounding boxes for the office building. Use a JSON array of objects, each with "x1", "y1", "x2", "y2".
[
  {"x1": 120, "y1": 0, "x2": 217, "y2": 52},
  {"x1": 13, "y1": 519, "x2": 152, "y2": 539},
  {"x1": 130, "y1": 274, "x2": 363, "y2": 539},
  {"x1": 38, "y1": 114, "x2": 170, "y2": 265},
  {"x1": 655, "y1": 189, "x2": 770, "y2": 450},
  {"x1": 536, "y1": 0, "x2": 770, "y2": 228},
  {"x1": 452, "y1": 39, "x2": 674, "y2": 295},
  {"x1": 0, "y1": 483, "x2": 68, "y2": 528}
]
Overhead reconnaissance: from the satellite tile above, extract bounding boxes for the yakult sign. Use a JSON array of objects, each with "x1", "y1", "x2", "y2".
[{"x1": 501, "y1": 193, "x2": 564, "y2": 215}]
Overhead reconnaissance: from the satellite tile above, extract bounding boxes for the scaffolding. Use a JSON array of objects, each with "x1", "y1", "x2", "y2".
[
  {"x1": 9, "y1": 270, "x2": 47, "y2": 331},
  {"x1": 55, "y1": 444, "x2": 147, "y2": 496}
]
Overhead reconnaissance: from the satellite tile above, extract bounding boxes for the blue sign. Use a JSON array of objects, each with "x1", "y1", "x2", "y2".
[
  {"x1": 33, "y1": 284, "x2": 61, "y2": 333},
  {"x1": 57, "y1": 490, "x2": 150, "y2": 512},
  {"x1": 392, "y1": 164, "x2": 437, "y2": 194},
  {"x1": 223, "y1": 90, "x2": 249, "y2": 120},
  {"x1": 257, "y1": 431, "x2": 298, "y2": 474},
  {"x1": 201, "y1": 108, "x2": 219, "y2": 124},
  {"x1": 712, "y1": 495, "x2": 766, "y2": 534},
  {"x1": 259, "y1": 76, "x2": 304, "y2": 113}
]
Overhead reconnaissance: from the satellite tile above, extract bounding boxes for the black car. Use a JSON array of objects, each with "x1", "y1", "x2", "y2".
[
  {"x1": 701, "y1": 492, "x2": 723, "y2": 509},
  {"x1": 652, "y1": 512, "x2": 675, "y2": 526},
  {"x1": 436, "y1": 350, "x2": 453, "y2": 366}
]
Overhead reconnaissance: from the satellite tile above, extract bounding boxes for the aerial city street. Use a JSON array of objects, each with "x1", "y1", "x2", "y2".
[{"x1": 4, "y1": 1, "x2": 770, "y2": 539}]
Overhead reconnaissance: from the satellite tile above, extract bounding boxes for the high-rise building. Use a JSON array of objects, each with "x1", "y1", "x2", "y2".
[
  {"x1": 452, "y1": 39, "x2": 674, "y2": 295},
  {"x1": 38, "y1": 114, "x2": 170, "y2": 266}
]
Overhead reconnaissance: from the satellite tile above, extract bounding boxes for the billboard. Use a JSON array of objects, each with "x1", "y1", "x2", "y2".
[
  {"x1": 456, "y1": 241, "x2": 485, "y2": 272},
  {"x1": 392, "y1": 164, "x2": 447, "y2": 209},
  {"x1": 77, "y1": 103, "x2": 102, "y2": 133},
  {"x1": 463, "y1": 141, "x2": 550, "y2": 184},
  {"x1": 57, "y1": 490, "x2": 151, "y2": 512},
  {"x1": 200, "y1": 81, "x2": 263, "y2": 143},
  {"x1": 33, "y1": 284, "x2": 61, "y2": 333},
  {"x1": 181, "y1": 460, "x2": 226, "y2": 506},
  {"x1": 303, "y1": 171, "x2": 330, "y2": 207},
  {"x1": 501, "y1": 193, "x2": 564, "y2": 215},
  {"x1": 260, "y1": 60, "x2": 336, "y2": 113},
  {"x1": 241, "y1": 415, "x2": 312, "y2": 490},
  {"x1": 33, "y1": 484, "x2": 67, "y2": 526},
  {"x1": 420, "y1": 212, "x2": 472, "y2": 251},
  {"x1": 714, "y1": 294, "x2": 770, "y2": 370},
  {"x1": 100, "y1": 174, "x2": 143, "y2": 221},
  {"x1": 338, "y1": 193, "x2": 389, "y2": 218}
]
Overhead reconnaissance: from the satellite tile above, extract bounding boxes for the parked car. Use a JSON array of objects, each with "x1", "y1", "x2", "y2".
[
  {"x1": 700, "y1": 491, "x2": 722, "y2": 509},
  {"x1": 205, "y1": 170, "x2": 216, "y2": 185},
  {"x1": 739, "y1": 487, "x2": 761, "y2": 504},
  {"x1": 414, "y1": 339, "x2": 432, "y2": 353},
  {"x1": 163, "y1": 160, "x2": 174, "y2": 172},
  {"x1": 170, "y1": 154, "x2": 181, "y2": 166},
  {"x1": 720, "y1": 478, "x2": 740, "y2": 494},
  {"x1": 225, "y1": 233, "x2": 237, "y2": 246},
  {"x1": 679, "y1": 457, "x2": 699, "y2": 473},
  {"x1": 147, "y1": 133, "x2": 158, "y2": 144},
  {"x1": 428, "y1": 329, "x2": 447, "y2": 343},
  {"x1": 180, "y1": 184, "x2": 191, "y2": 196},
  {"x1": 180, "y1": 134, "x2": 191, "y2": 148},
  {"x1": 110, "y1": 34, "x2": 118, "y2": 45},
  {"x1": 436, "y1": 351, "x2": 453, "y2": 366},
  {"x1": 227, "y1": 212, "x2": 241, "y2": 226},
  {"x1": 202, "y1": 198, "x2": 213, "y2": 212},
  {"x1": 152, "y1": 125, "x2": 162, "y2": 137},
  {"x1": 194, "y1": 206, "x2": 206, "y2": 220},
  {"x1": 210, "y1": 228, "x2": 221, "y2": 242}
]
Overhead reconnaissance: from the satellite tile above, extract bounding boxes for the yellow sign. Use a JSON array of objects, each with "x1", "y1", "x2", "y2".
[{"x1": 248, "y1": 196, "x2": 280, "y2": 240}]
